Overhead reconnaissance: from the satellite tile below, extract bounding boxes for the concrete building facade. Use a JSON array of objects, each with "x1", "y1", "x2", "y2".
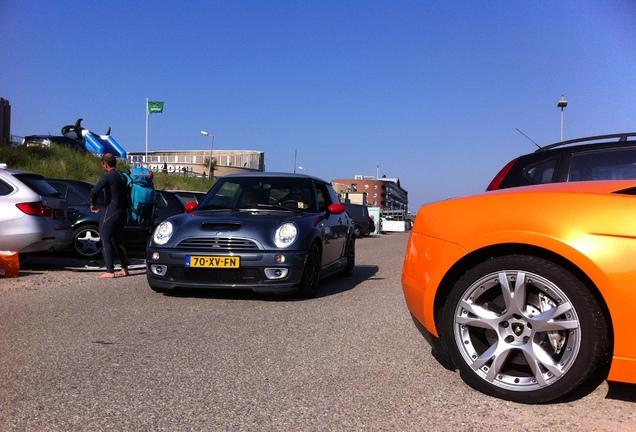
[
  {"x1": 332, "y1": 175, "x2": 408, "y2": 213},
  {"x1": 126, "y1": 149, "x2": 264, "y2": 178}
]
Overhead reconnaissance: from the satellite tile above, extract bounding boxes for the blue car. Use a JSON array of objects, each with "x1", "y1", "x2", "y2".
[{"x1": 146, "y1": 173, "x2": 355, "y2": 297}]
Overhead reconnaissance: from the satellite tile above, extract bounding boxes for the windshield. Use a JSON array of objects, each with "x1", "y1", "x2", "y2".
[{"x1": 198, "y1": 177, "x2": 314, "y2": 211}]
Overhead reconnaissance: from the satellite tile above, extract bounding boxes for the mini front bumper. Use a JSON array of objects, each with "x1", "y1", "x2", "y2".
[{"x1": 146, "y1": 247, "x2": 308, "y2": 293}]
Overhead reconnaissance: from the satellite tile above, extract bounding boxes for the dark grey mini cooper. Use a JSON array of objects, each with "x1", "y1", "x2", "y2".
[{"x1": 146, "y1": 173, "x2": 355, "y2": 298}]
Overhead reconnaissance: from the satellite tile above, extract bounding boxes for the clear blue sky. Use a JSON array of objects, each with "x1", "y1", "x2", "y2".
[{"x1": 2, "y1": 1, "x2": 635, "y2": 209}]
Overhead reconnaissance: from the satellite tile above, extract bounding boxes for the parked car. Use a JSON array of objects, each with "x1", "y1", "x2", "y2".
[
  {"x1": 46, "y1": 178, "x2": 187, "y2": 257},
  {"x1": 22, "y1": 135, "x2": 87, "y2": 153},
  {"x1": 0, "y1": 165, "x2": 72, "y2": 253},
  {"x1": 153, "y1": 190, "x2": 189, "y2": 225},
  {"x1": 146, "y1": 173, "x2": 355, "y2": 298},
  {"x1": 343, "y1": 203, "x2": 371, "y2": 237},
  {"x1": 487, "y1": 132, "x2": 636, "y2": 190},
  {"x1": 402, "y1": 180, "x2": 636, "y2": 403}
]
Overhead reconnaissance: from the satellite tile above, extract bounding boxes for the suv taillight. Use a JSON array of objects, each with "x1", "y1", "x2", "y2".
[
  {"x1": 486, "y1": 158, "x2": 518, "y2": 191},
  {"x1": 16, "y1": 202, "x2": 54, "y2": 217}
]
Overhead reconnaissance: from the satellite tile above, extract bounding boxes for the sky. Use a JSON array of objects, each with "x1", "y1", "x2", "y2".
[{"x1": 2, "y1": 1, "x2": 635, "y2": 210}]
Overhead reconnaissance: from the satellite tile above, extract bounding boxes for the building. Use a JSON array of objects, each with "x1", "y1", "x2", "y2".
[
  {"x1": 332, "y1": 175, "x2": 408, "y2": 213},
  {"x1": 126, "y1": 149, "x2": 264, "y2": 177}
]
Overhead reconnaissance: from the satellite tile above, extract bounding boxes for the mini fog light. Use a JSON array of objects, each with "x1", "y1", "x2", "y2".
[
  {"x1": 275, "y1": 254, "x2": 286, "y2": 263},
  {"x1": 152, "y1": 252, "x2": 160, "y2": 260}
]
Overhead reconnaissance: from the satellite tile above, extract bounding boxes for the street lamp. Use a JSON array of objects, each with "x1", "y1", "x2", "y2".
[
  {"x1": 200, "y1": 130, "x2": 214, "y2": 178},
  {"x1": 557, "y1": 95, "x2": 568, "y2": 142}
]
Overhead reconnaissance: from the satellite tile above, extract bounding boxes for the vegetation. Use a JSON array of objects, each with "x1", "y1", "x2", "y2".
[{"x1": 0, "y1": 144, "x2": 215, "y2": 192}]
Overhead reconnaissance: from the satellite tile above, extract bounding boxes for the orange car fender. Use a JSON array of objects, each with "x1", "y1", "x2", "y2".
[
  {"x1": 463, "y1": 228, "x2": 636, "y2": 373},
  {"x1": 402, "y1": 231, "x2": 468, "y2": 336},
  {"x1": 455, "y1": 230, "x2": 636, "y2": 382},
  {"x1": 404, "y1": 228, "x2": 618, "y2": 341}
]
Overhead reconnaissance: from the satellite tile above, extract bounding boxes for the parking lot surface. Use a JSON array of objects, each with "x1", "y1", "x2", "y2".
[{"x1": 1, "y1": 233, "x2": 634, "y2": 431}]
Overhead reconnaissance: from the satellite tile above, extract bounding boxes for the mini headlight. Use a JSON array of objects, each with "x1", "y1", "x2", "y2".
[
  {"x1": 274, "y1": 223, "x2": 298, "y2": 248},
  {"x1": 153, "y1": 221, "x2": 174, "y2": 245}
]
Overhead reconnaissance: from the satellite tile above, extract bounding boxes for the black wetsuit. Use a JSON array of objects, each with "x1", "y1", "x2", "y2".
[{"x1": 90, "y1": 169, "x2": 129, "y2": 273}]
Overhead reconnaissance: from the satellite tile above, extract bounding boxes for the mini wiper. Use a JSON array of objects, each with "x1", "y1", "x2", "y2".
[{"x1": 195, "y1": 205, "x2": 233, "y2": 211}]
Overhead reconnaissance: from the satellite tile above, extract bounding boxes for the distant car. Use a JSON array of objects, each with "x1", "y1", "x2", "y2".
[
  {"x1": 168, "y1": 190, "x2": 206, "y2": 205},
  {"x1": 343, "y1": 203, "x2": 371, "y2": 237},
  {"x1": 46, "y1": 178, "x2": 187, "y2": 257},
  {"x1": 0, "y1": 165, "x2": 72, "y2": 254},
  {"x1": 146, "y1": 173, "x2": 355, "y2": 297},
  {"x1": 487, "y1": 132, "x2": 636, "y2": 190},
  {"x1": 22, "y1": 135, "x2": 87, "y2": 153},
  {"x1": 153, "y1": 190, "x2": 190, "y2": 227},
  {"x1": 402, "y1": 180, "x2": 636, "y2": 403}
]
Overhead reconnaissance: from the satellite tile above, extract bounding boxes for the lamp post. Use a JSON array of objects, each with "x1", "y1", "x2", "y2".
[
  {"x1": 200, "y1": 131, "x2": 214, "y2": 178},
  {"x1": 557, "y1": 95, "x2": 568, "y2": 142}
]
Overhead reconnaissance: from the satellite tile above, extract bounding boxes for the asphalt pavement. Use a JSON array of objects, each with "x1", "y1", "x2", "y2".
[{"x1": 0, "y1": 233, "x2": 634, "y2": 431}]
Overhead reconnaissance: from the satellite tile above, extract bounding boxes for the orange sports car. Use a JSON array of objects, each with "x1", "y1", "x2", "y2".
[{"x1": 402, "y1": 180, "x2": 636, "y2": 403}]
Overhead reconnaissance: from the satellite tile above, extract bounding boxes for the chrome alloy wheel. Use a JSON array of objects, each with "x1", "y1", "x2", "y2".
[
  {"x1": 452, "y1": 269, "x2": 581, "y2": 392},
  {"x1": 74, "y1": 226, "x2": 103, "y2": 257}
]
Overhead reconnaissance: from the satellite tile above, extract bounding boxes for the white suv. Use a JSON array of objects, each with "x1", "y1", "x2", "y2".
[{"x1": 0, "y1": 164, "x2": 73, "y2": 253}]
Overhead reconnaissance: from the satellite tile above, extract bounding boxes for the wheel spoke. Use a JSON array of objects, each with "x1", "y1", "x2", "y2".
[
  {"x1": 469, "y1": 338, "x2": 517, "y2": 384},
  {"x1": 485, "y1": 344, "x2": 513, "y2": 382},
  {"x1": 457, "y1": 299, "x2": 501, "y2": 330},
  {"x1": 521, "y1": 343, "x2": 564, "y2": 387},
  {"x1": 498, "y1": 271, "x2": 527, "y2": 315},
  {"x1": 532, "y1": 301, "x2": 579, "y2": 332}
]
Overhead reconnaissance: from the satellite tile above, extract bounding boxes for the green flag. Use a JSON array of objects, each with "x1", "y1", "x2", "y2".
[{"x1": 148, "y1": 101, "x2": 164, "y2": 114}]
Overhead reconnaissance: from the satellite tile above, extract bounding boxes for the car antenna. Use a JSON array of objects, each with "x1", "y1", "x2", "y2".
[{"x1": 516, "y1": 128, "x2": 542, "y2": 149}]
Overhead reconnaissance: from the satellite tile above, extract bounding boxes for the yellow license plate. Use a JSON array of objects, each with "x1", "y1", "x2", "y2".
[{"x1": 186, "y1": 256, "x2": 240, "y2": 268}]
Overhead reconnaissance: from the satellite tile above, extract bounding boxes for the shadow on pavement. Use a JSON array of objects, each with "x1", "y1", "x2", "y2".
[{"x1": 160, "y1": 264, "x2": 380, "y2": 301}]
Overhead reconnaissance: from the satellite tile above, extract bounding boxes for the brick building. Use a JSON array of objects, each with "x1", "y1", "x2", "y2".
[{"x1": 332, "y1": 175, "x2": 408, "y2": 212}]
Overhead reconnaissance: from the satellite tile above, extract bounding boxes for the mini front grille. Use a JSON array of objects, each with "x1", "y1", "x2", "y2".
[
  {"x1": 182, "y1": 267, "x2": 262, "y2": 283},
  {"x1": 176, "y1": 237, "x2": 260, "y2": 250}
]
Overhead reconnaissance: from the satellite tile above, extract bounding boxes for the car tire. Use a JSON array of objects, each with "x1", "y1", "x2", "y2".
[
  {"x1": 342, "y1": 238, "x2": 355, "y2": 277},
  {"x1": 73, "y1": 225, "x2": 103, "y2": 258},
  {"x1": 354, "y1": 225, "x2": 361, "y2": 237},
  {"x1": 297, "y1": 243, "x2": 321, "y2": 298},
  {"x1": 441, "y1": 255, "x2": 609, "y2": 404}
]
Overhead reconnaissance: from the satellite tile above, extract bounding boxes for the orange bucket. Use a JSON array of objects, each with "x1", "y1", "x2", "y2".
[{"x1": 0, "y1": 251, "x2": 19, "y2": 278}]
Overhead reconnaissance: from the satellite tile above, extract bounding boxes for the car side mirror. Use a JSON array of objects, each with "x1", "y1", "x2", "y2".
[
  {"x1": 184, "y1": 201, "x2": 198, "y2": 212},
  {"x1": 327, "y1": 203, "x2": 345, "y2": 215}
]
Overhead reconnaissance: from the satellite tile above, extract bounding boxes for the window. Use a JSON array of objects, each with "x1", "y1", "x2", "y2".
[
  {"x1": 526, "y1": 159, "x2": 558, "y2": 184},
  {"x1": 569, "y1": 148, "x2": 636, "y2": 181},
  {"x1": 65, "y1": 187, "x2": 87, "y2": 206},
  {"x1": 314, "y1": 182, "x2": 331, "y2": 212},
  {"x1": 0, "y1": 179, "x2": 13, "y2": 196}
]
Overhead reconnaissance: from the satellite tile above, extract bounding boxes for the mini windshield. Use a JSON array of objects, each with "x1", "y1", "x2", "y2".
[{"x1": 198, "y1": 177, "x2": 314, "y2": 212}]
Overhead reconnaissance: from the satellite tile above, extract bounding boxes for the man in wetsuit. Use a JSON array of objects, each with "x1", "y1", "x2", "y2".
[{"x1": 90, "y1": 153, "x2": 130, "y2": 279}]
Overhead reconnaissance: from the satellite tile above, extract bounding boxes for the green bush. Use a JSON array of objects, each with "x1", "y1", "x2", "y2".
[{"x1": 0, "y1": 144, "x2": 215, "y2": 191}]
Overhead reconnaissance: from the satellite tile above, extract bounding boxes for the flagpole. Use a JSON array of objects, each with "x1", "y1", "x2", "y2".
[{"x1": 145, "y1": 98, "x2": 149, "y2": 163}]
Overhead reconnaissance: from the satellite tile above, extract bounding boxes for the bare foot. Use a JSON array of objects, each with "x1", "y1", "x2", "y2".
[
  {"x1": 96, "y1": 272, "x2": 115, "y2": 279},
  {"x1": 116, "y1": 268, "x2": 129, "y2": 277}
]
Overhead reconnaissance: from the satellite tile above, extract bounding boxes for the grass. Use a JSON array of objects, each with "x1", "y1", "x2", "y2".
[{"x1": 0, "y1": 144, "x2": 215, "y2": 192}]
